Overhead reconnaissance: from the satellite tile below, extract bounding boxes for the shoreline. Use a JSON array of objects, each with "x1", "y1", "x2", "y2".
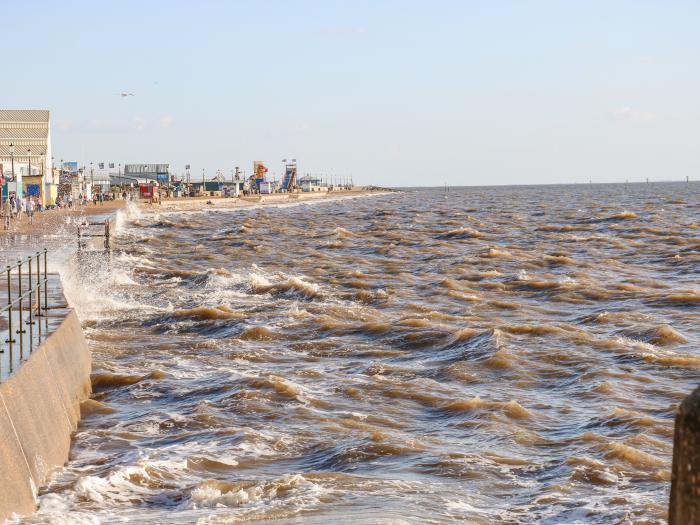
[
  {"x1": 139, "y1": 188, "x2": 392, "y2": 213},
  {"x1": 0, "y1": 200, "x2": 126, "y2": 239}
]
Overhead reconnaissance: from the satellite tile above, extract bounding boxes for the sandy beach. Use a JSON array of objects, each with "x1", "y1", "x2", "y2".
[
  {"x1": 0, "y1": 200, "x2": 126, "y2": 238},
  {"x1": 141, "y1": 188, "x2": 390, "y2": 212},
  {"x1": 0, "y1": 190, "x2": 387, "y2": 246}
]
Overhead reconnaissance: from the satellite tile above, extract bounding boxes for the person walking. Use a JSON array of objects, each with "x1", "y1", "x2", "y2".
[
  {"x1": 16, "y1": 196, "x2": 24, "y2": 221},
  {"x1": 26, "y1": 196, "x2": 35, "y2": 225},
  {"x1": 3, "y1": 197, "x2": 12, "y2": 230}
]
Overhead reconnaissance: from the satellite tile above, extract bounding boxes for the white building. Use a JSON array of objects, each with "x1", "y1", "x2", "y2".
[
  {"x1": 299, "y1": 175, "x2": 327, "y2": 193},
  {"x1": 0, "y1": 110, "x2": 53, "y2": 204}
]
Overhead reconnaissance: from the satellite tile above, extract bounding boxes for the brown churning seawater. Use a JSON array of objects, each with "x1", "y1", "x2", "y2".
[{"x1": 24, "y1": 184, "x2": 699, "y2": 524}]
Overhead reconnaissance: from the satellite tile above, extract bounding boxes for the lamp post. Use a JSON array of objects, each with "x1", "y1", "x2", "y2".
[
  {"x1": 40, "y1": 152, "x2": 45, "y2": 205},
  {"x1": 9, "y1": 143, "x2": 14, "y2": 183},
  {"x1": 27, "y1": 148, "x2": 31, "y2": 178},
  {"x1": 90, "y1": 161, "x2": 94, "y2": 190}
]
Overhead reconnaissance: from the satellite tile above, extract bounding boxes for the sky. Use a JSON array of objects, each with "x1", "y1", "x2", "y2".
[{"x1": 2, "y1": 0, "x2": 698, "y2": 186}]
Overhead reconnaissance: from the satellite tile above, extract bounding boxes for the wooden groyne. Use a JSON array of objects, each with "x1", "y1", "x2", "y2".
[{"x1": 669, "y1": 385, "x2": 700, "y2": 524}]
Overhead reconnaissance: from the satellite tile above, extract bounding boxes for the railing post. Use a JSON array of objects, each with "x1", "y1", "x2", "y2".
[
  {"x1": 4, "y1": 265, "x2": 12, "y2": 373},
  {"x1": 670, "y1": 385, "x2": 700, "y2": 524},
  {"x1": 16, "y1": 260, "x2": 23, "y2": 360},
  {"x1": 27, "y1": 257, "x2": 33, "y2": 355},
  {"x1": 35, "y1": 251, "x2": 41, "y2": 316},
  {"x1": 43, "y1": 249, "x2": 48, "y2": 314}
]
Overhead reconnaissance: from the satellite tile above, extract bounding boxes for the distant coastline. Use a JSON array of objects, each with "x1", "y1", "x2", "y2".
[{"x1": 148, "y1": 187, "x2": 392, "y2": 213}]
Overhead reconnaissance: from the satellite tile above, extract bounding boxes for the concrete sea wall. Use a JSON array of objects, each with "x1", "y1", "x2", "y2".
[{"x1": 0, "y1": 309, "x2": 91, "y2": 522}]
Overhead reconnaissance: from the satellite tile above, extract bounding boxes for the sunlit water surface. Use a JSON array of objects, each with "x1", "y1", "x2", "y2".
[{"x1": 23, "y1": 184, "x2": 700, "y2": 524}]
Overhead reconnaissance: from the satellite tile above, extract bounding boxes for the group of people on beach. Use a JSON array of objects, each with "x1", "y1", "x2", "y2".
[
  {"x1": 1, "y1": 188, "x2": 131, "y2": 231},
  {"x1": 55, "y1": 192, "x2": 101, "y2": 208},
  {"x1": 2, "y1": 194, "x2": 37, "y2": 230},
  {"x1": 55, "y1": 190, "x2": 124, "y2": 209}
]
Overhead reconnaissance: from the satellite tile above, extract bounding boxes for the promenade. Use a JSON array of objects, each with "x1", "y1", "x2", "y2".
[
  {"x1": 0, "y1": 202, "x2": 104, "y2": 521},
  {"x1": 1, "y1": 200, "x2": 125, "y2": 266}
]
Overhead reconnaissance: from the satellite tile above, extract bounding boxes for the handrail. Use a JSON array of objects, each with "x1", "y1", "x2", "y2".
[
  {"x1": 77, "y1": 221, "x2": 110, "y2": 250},
  {"x1": 1, "y1": 249, "x2": 49, "y2": 379}
]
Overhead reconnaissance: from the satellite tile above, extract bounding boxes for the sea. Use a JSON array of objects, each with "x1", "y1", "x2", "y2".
[{"x1": 21, "y1": 183, "x2": 699, "y2": 524}]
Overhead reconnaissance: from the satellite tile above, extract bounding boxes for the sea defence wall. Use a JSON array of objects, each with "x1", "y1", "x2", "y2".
[{"x1": 0, "y1": 303, "x2": 91, "y2": 521}]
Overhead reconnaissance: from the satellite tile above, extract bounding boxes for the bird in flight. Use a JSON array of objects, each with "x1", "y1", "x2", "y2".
[{"x1": 118, "y1": 92, "x2": 135, "y2": 97}]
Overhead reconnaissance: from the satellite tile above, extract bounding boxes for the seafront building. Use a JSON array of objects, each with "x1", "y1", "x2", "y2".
[
  {"x1": 0, "y1": 110, "x2": 54, "y2": 204},
  {"x1": 2, "y1": 117, "x2": 348, "y2": 205},
  {"x1": 124, "y1": 164, "x2": 170, "y2": 184}
]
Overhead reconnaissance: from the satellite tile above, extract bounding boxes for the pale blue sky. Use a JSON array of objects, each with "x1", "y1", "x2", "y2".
[{"x1": 3, "y1": 1, "x2": 698, "y2": 186}]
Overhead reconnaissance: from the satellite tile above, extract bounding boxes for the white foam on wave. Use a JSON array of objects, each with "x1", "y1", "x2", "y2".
[
  {"x1": 189, "y1": 473, "x2": 322, "y2": 509},
  {"x1": 63, "y1": 280, "x2": 170, "y2": 321},
  {"x1": 114, "y1": 202, "x2": 142, "y2": 233},
  {"x1": 199, "y1": 266, "x2": 322, "y2": 302},
  {"x1": 249, "y1": 272, "x2": 272, "y2": 289},
  {"x1": 33, "y1": 493, "x2": 102, "y2": 525},
  {"x1": 113, "y1": 252, "x2": 156, "y2": 267},
  {"x1": 444, "y1": 498, "x2": 500, "y2": 519},
  {"x1": 111, "y1": 269, "x2": 138, "y2": 286},
  {"x1": 76, "y1": 457, "x2": 190, "y2": 504}
]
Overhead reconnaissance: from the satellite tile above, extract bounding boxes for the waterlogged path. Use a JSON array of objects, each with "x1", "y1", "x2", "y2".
[{"x1": 26, "y1": 184, "x2": 699, "y2": 524}]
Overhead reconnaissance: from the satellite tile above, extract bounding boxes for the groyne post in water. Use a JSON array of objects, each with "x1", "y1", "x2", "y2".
[{"x1": 669, "y1": 385, "x2": 700, "y2": 524}]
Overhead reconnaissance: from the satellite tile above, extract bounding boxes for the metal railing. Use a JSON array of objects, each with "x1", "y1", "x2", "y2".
[
  {"x1": 78, "y1": 221, "x2": 111, "y2": 250},
  {"x1": 1, "y1": 249, "x2": 49, "y2": 378}
]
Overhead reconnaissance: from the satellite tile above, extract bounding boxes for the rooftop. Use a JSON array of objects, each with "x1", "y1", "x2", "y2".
[
  {"x1": 0, "y1": 110, "x2": 50, "y2": 159},
  {"x1": 0, "y1": 110, "x2": 50, "y2": 123}
]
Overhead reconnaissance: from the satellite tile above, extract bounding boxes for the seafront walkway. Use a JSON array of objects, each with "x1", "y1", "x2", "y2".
[
  {"x1": 0, "y1": 270, "x2": 68, "y2": 381},
  {"x1": 1, "y1": 199, "x2": 124, "y2": 261},
  {"x1": 0, "y1": 201, "x2": 121, "y2": 521},
  {"x1": 0, "y1": 200, "x2": 123, "y2": 381}
]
